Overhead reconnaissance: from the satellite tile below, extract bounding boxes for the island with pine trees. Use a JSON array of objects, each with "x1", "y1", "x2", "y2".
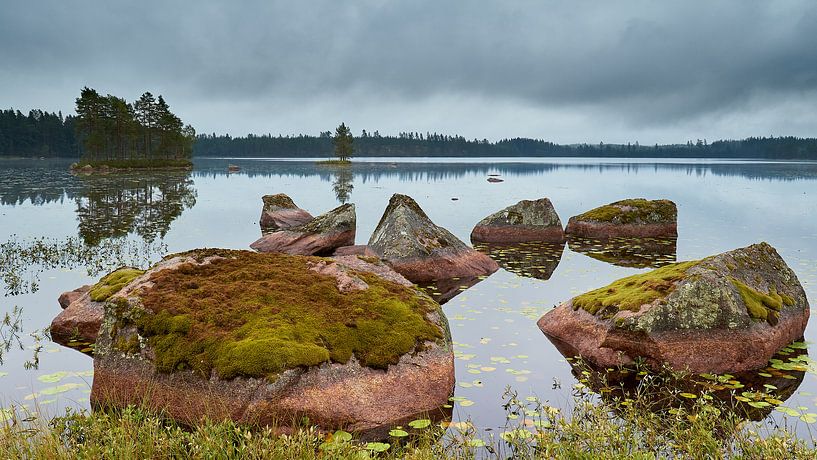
[{"x1": 70, "y1": 87, "x2": 195, "y2": 172}]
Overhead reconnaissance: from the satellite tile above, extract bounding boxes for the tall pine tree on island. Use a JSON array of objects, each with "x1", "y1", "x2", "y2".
[
  {"x1": 73, "y1": 87, "x2": 195, "y2": 169},
  {"x1": 332, "y1": 122, "x2": 354, "y2": 162}
]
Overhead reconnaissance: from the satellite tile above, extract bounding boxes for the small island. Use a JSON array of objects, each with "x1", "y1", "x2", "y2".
[
  {"x1": 316, "y1": 122, "x2": 354, "y2": 165},
  {"x1": 70, "y1": 87, "x2": 195, "y2": 172}
]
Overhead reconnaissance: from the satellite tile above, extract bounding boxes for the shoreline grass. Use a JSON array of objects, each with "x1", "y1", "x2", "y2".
[{"x1": 2, "y1": 379, "x2": 816, "y2": 459}]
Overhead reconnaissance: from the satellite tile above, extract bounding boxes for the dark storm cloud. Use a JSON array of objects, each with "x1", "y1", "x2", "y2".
[{"x1": 1, "y1": 0, "x2": 816, "y2": 142}]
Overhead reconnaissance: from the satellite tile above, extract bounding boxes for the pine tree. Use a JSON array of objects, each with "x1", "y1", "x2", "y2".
[{"x1": 333, "y1": 122, "x2": 354, "y2": 162}]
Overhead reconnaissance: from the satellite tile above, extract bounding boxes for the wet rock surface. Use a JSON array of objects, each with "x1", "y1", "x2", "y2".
[
  {"x1": 259, "y1": 193, "x2": 314, "y2": 233},
  {"x1": 538, "y1": 242, "x2": 809, "y2": 374},
  {"x1": 251, "y1": 203, "x2": 356, "y2": 256},
  {"x1": 85, "y1": 249, "x2": 454, "y2": 439},
  {"x1": 51, "y1": 285, "x2": 102, "y2": 348},
  {"x1": 565, "y1": 198, "x2": 677, "y2": 238},
  {"x1": 471, "y1": 198, "x2": 564, "y2": 244},
  {"x1": 368, "y1": 194, "x2": 498, "y2": 282}
]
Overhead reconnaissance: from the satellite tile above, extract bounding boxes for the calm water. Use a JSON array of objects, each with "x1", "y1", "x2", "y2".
[{"x1": 1, "y1": 157, "x2": 816, "y2": 437}]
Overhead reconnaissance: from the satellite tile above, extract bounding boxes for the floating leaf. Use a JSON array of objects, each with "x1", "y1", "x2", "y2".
[
  {"x1": 776, "y1": 406, "x2": 801, "y2": 417},
  {"x1": 408, "y1": 419, "x2": 431, "y2": 429},
  {"x1": 332, "y1": 430, "x2": 352, "y2": 443},
  {"x1": 37, "y1": 371, "x2": 71, "y2": 383},
  {"x1": 39, "y1": 383, "x2": 83, "y2": 395},
  {"x1": 679, "y1": 393, "x2": 698, "y2": 399},
  {"x1": 465, "y1": 438, "x2": 486, "y2": 447},
  {"x1": 460, "y1": 399, "x2": 475, "y2": 407},
  {"x1": 0, "y1": 372, "x2": 8, "y2": 378},
  {"x1": 800, "y1": 413, "x2": 817, "y2": 424},
  {"x1": 365, "y1": 442, "x2": 390, "y2": 452},
  {"x1": 748, "y1": 401, "x2": 771, "y2": 408},
  {"x1": 389, "y1": 429, "x2": 408, "y2": 438}
]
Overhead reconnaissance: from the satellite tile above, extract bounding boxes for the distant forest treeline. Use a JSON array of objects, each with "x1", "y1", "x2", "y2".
[
  {"x1": 194, "y1": 133, "x2": 817, "y2": 159},
  {"x1": 2, "y1": 111, "x2": 816, "y2": 159},
  {"x1": 0, "y1": 109, "x2": 79, "y2": 157}
]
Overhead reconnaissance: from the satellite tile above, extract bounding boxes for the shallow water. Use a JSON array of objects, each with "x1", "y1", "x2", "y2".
[{"x1": 1, "y1": 157, "x2": 816, "y2": 437}]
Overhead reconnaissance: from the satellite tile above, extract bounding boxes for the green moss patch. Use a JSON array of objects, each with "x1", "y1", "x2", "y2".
[
  {"x1": 89, "y1": 268, "x2": 145, "y2": 302},
  {"x1": 573, "y1": 260, "x2": 699, "y2": 316},
  {"x1": 575, "y1": 199, "x2": 676, "y2": 224},
  {"x1": 731, "y1": 278, "x2": 792, "y2": 325},
  {"x1": 131, "y1": 251, "x2": 443, "y2": 379}
]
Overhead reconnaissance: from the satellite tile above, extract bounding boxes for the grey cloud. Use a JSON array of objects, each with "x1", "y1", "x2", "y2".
[{"x1": 1, "y1": 0, "x2": 815, "y2": 143}]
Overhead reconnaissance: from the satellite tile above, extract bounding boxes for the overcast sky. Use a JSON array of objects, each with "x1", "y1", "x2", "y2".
[{"x1": 1, "y1": 1, "x2": 816, "y2": 144}]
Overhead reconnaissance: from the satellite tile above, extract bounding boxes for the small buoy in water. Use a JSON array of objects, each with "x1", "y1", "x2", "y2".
[
  {"x1": 227, "y1": 164, "x2": 240, "y2": 172},
  {"x1": 487, "y1": 177, "x2": 503, "y2": 183}
]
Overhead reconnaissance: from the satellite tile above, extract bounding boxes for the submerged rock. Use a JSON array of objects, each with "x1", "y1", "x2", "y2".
[
  {"x1": 51, "y1": 269, "x2": 144, "y2": 348},
  {"x1": 368, "y1": 194, "x2": 498, "y2": 283},
  {"x1": 538, "y1": 242, "x2": 809, "y2": 374},
  {"x1": 89, "y1": 249, "x2": 454, "y2": 439},
  {"x1": 259, "y1": 193, "x2": 314, "y2": 233},
  {"x1": 565, "y1": 199, "x2": 677, "y2": 238},
  {"x1": 471, "y1": 198, "x2": 564, "y2": 244},
  {"x1": 251, "y1": 203, "x2": 356, "y2": 256}
]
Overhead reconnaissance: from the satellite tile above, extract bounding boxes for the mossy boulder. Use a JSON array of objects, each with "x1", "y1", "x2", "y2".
[
  {"x1": 471, "y1": 197, "x2": 564, "y2": 243},
  {"x1": 259, "y1": 193, "x2": 314, "y2": 233},
  {"x1": 89, "y1": 249, "x2": 454, "y2": 439},
  {"x1": 368, "y1": 194, "x2": 498, "y2": 282},
  {"x1": 51, "y1": 268, "x2": 145, "y2": 349},
  {"x1": 251, "y1": 203, "x2": 355, "y2": 256},
  {"x1": 538, "y1": 242, "x2": 809, "y2": 374},
  {"x1": 565, "y1": 199, "x2": 678, "y2": 238}
]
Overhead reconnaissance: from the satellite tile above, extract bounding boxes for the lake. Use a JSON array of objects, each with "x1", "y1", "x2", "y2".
[{"x1": 1, "y1": 157, "x2": 816, "y2": 437}]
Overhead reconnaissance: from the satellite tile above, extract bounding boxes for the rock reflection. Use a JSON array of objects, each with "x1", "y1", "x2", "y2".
[
  {"x1": 567, "y1": 236, "x2": 677, "y2": 268},
  {"x1": 419, "y1": 276, "x2": 485, "y2": 305},
  {"x1": 74, "y1": 170, "x2": 197, "y2": 245},
  {"x1": 473, "y1": 241, "x2": 565, "y2": 280},
  {"x1": 563, "y1": 346, "x2": 807, "y2": 422}
]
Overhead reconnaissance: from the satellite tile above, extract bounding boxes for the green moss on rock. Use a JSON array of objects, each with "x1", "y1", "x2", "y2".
[
  {"x1": 572, "y1": 260, "x2": 699, "y2": 316},
  {"x1": 574, "y1": 199, "x2": 676, "y2": 224},
  {"x1": 731, "y1": 278, "x2": 789, "y2": 325},
  {"x1": 132, "y1": 251, "x2": 443, "y2": 380},
  {"x1": 89, "y1": 268, "x2": 145, "y2": 302}
]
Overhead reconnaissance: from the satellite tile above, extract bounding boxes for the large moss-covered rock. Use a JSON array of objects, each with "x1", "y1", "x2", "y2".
[
  {"x1": 368, "y1": 194, "x2": 498, "y2": 282},
  {"x1": 538, "y1": 242, "x2": 809, "y2": 373},
  {"x1": 89, "y1": 249, "x2": 454, "y2": 439},
  {"x1": 565, "y1": 199, "x2": 677, "y2": 238},
  {"x1": 251, "y1": 203, "x2": 355, "y2": 256},
  {"x1": 259, "y1": 193, "x2": 313, "y2": 233},
  {"x1": 471, "y1": 198, "x2": 564, "y2": 243}
]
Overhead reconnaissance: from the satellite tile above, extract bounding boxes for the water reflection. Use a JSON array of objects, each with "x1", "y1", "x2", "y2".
[
  {"x1": 473, "y1": 241, "x2": 565, "y2": 280},
  {"x1": 331, "y1": 167, "x2": 354, "y2": 204},
  {"x1": 563, "y1": 347, "x2": 807, "y2": 423},
  {"x1": 567, "y1": 237, "x2": 677, "y2": 268},
  {"x1": 74, "y1": 170, "x2": 197, "y2": 245},
  {"x1": 420, "y1": 276, "x2": 485, "y2": 305}
]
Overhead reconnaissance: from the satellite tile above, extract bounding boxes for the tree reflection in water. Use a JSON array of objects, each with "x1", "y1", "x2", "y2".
[{"x1": 74, "y1": 170, "x2": 197, "y2": 245}]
